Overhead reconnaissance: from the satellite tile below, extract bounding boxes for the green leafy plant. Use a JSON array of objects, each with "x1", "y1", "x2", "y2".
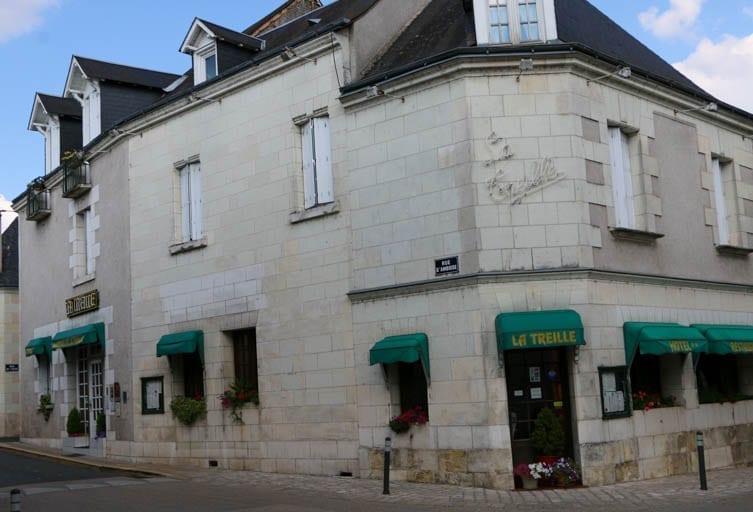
[
  {"x1": 170, "y1": 395, "x2": 207, "y2": 426},
  {"x1": 531, "y1": 408, "x2": 565, "y2": 456},
  {"x1": 37, "y1": 394, "x2": 53, "y2": 422},
  {"x1": 66, "y1": 407, "x2": 85, "y2": 436},
  {"x1": 96, "y1": 412, "x2": 106, "y2": 436},
  {"x1": 219, "y1": 380, "x2": 259, "y2": 424}
]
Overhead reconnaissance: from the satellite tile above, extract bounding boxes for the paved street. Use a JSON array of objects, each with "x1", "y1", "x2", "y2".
[
  {"x1": 0, "y1": 448, "x2": 130, "y2": 488},
  {"x1": 1, "y1": 442, "x2": 753, "y2": 511}
]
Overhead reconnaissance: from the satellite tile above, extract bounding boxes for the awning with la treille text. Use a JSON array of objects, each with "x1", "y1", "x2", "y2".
[
  {"x1": 495, "y1": 310, "x2": 586, "y2": 352},
  {"x1": 52, "y1": 323, "x2": 105, "y2": 352}
]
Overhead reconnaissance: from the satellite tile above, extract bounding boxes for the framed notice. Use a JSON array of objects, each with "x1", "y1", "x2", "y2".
[
  {"x1": 141, "y1": 376, "x2": 164, "y2": 414},
  {"x1": 598, "y1": 366, "x2": 630, "y2": 419}
]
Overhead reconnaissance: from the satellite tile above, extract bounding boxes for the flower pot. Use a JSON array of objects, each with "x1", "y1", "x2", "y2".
[{"x1": 521, "y1": 475, "x2": 538, "y2": 490}]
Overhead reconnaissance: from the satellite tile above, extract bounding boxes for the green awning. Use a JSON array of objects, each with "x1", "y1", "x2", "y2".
[
  {"x1": 156, "y1": 330, "x2": 204, "y2": 364},
  {"x1": 52, "y1": 323, "x2": 105, "y2": 351},
  {"x1": 495, "y1": 310, "x2": 585, "y2": 351},
  {"x1": 691, "y1": 324, "x2": 753, "y2": 355},
  {"x1": 369, "y1": 333, "x2": 430, "y2": 382},
  {"x1": 25, "y1": 336, "x2": 52, "y2": 358},
  {"x1": 624, "y1": 322, "x2": 707, "y2": 367}
]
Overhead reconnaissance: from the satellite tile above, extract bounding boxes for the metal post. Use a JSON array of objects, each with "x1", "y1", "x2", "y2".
[
  {"x1": 9, "y1": 488, "x2": 21, "y2": 512},
  {"x1": 696, "y1": 431, "x2": 707, "y2": 490},
  {"x1": 383, "y1": 436, "x2": 391, "y2": 495}
]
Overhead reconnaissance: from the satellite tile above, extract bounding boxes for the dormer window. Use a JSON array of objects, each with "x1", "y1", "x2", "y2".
[
  {"x1": 195, "y1": 45, "x2": 218, "y2": 83},
  {"x1": 180, "y1": 18, "x2": 264, "y2": 86},
  {"x1": 474, "y1": 0, "x2": 556, "y2": 45}
]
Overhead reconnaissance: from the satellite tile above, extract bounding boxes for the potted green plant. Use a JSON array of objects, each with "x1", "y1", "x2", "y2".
[
  {"x1": 96, "y1": 412, "x2": 106, "y2": 438},
  {"x1": 170, "y1": 395, "x2": 207, "y2": 426},
  {"x1": 531, "y1": 408, "x2": 565, "y2": 464},
  {"x1": 66, "y1": 407, "x2": 88, "y2": 447},
  {"x1": 37, "y1": 394, "x2": 53, "y2": 422}
]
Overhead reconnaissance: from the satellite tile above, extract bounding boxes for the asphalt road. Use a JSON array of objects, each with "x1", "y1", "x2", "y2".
[{"x1": 0, "y1": 448, "x2": 131, "y2": 488}]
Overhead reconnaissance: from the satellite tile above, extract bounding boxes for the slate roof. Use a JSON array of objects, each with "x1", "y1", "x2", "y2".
[
  {"x1": 195, "y1": 19, "x2": 265, "y2": 50},
  {"x1": 354, "y1": 0, "x2": 722, "y2": 109},
  {"x1": 0, "y1": 218, "x2": 18, "y2": 289},
  {"x1": 253, "y1": 0, "x2": 378, "y2": 54},
  {"x1": 74, "y1": 56, "x2": 180, "y2": 89},
  {"x1": 244, "y1": 0, "x2": 322, "y2": 37},
  {"x1": 36, "y1": 93, "x2": 81, "y2": 118}
]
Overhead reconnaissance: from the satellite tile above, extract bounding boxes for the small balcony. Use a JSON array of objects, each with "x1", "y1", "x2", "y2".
[
  {"x1": 62, "y1": 163, "x2": 91, "y2": 198},
  {"x1": 26, "y1": 187, "x2": 51, "y2": 221}
]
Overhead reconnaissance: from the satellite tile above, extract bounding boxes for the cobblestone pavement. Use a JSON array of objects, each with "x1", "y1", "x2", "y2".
[{"x1": 2, "y1": 441, "x2": 753, "y2": 511}]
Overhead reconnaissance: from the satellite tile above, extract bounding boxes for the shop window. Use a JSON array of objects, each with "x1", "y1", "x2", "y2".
[
  {"x1": 398, "y1": 362, "x2": 428, "y2": 416},
  {"x1": 629, "y1": 354, "x2": 681, "y2": 410},
  {"x1": 232, "y1": 328, "x2": 258, "y2": 392},
  {"x1": 696, "y1": 354, "x2": 749, "y2": 403}
]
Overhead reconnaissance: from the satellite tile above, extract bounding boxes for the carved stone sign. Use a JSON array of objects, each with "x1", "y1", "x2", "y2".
[
  {"x1": 483, "y1": 132, "x2": 565, "y2": 204},
  {"x1": 66, "y1": 289, "x2": 99, "y2": 318}
]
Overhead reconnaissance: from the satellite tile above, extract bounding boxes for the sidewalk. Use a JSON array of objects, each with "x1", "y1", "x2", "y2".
[{"x1": 2, "y1": 440, "x2": 753, "y2": 510}]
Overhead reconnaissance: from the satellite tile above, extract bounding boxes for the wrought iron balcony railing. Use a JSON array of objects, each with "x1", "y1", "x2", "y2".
[
  {"x1": 62, "y1": 163, "x2": 91, "y2": 198},
  {"x1": 26, "y1": 188, "x2": 51, "y2": 221}
]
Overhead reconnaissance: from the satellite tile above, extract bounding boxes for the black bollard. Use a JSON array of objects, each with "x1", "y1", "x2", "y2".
[
  {"x1": 383, "y1": 436, "x2": 392, "y2": 495},
  {"x1": 10, "y1": 488, "x2": 21, "y2": 511},
  {"x1": 696, "y1": 431, "x2": 707, "y2": 490}
]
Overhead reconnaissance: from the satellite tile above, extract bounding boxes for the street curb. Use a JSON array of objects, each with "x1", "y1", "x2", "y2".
[{"x1": 0, "y1": 442, "x2": 180, "y2": 479}]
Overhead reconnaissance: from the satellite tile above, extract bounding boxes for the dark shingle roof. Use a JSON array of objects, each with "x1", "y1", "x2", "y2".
[
  {"x1": 197, "y1": 19, "x2": 265, "y2": 50},
  {"x1": 256, "y1": 0, "x2": 378, "y2": 53},
  {"x1": 356, "y1": 0, "x2": 719, "y2": 108},
  {"x1": 0, "y1": 218, "x2": 18, "y2": 289},
  {"x1": 554, "y1": 0, "x2": 705, "y2": 96},
  {"x1": 244, "y1": 0, "x2": 322, "y2": 37},
  {"x1": 74, "y1": 56, "x2": 180, "y2": 89},
  {"x1": 37, "y1": 94, "x2": 81, "y2": 118}
]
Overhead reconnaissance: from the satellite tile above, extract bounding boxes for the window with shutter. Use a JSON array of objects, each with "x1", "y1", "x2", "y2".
[{"x1": 301, "y1": 116, "x2": 334, "y2": 209}]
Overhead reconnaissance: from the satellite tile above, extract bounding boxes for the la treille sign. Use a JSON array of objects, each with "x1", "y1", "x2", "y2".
[
  {"x1": 510, "y1": 330, "x2": 579, "y2": 348},
  {"x1": 66, "y1": 290, "x2": 99, "y2": 318}
]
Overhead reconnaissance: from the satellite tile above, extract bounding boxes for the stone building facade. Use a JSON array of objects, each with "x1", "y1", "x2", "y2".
[
  {"x1": 13, "y1": 0, "x2": 753, "y2": 489},
  {"x1": 0, "y1": 218, "x2": 19, "y2": 437}
]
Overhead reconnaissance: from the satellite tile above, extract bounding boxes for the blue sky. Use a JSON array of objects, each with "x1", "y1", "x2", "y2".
[{"x1": 2, "y1": 0, "x2": 752, "y2": 220}]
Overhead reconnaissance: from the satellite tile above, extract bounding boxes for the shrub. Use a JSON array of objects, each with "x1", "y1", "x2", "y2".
[
  {"x1": 96, "y1": 412, "x2": 106, "y2": 434},
  {"x1": 66, "y1": 407, "x2": 85, "y2": 436},
  {"x1": 531, "y1": 408, "x2": 565, "y2": 456},
  {"x1": 37, "y1": 394, "x2": 53, "y2": 422}
]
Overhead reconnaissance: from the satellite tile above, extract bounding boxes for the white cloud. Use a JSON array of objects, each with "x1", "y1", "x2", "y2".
[
  {"x1": 639, "y1": 0, "x2": 704, "y2": 38},
  {"x1": 0, "y1": 0, "x2": 59, "y2": 44},
  {"x1": 674, "y1": 33, "x2": 753, "y2": 113},
  {"x1": 0, "y1": 195, "x2": 17, "y2": 233}
]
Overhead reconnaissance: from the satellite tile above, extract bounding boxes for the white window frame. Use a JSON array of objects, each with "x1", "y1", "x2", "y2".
[
  {"x1": 72, "y1": 206, "x2": 96, "y2": 280},
  {"x1": 711, "y1": 157, "x2": 731, "y2": 246},
  {"x1": 301, "y1": 116, "x2": 333, "y2": 210},
  {"x1": 608, "y1": 126, "x2": 636, "y2": 229},
  {"x1": 474, "y1": 0, "x2": 557, "y2": 45},
  {"x1": 193, "y1": 44, "x2": 218, "y2": 84},
  {"x1": 179, "y1": 161, "x2": 203, "y2": 242},
  {"x1": 82, "y1": 81, "x2": 101, "y2": 145}
]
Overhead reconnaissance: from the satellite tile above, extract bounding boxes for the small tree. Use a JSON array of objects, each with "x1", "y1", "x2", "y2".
[
  {"x1": 66, "y1": 407, "x2": 85, "y2": 436},
  {"x1": 531, "y1": 408, "x2": 565, "y2": 456},
  {"x1": 96, "y1": 412, "x2": 106, "y2": 435}
]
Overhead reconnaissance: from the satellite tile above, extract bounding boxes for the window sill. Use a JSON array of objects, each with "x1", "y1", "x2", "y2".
[
  {"x1": 715, "y1": 244, "x2": 753, "y2": 257},
  {"x1": 609, "y1": 227, "x2": 665, "y2": 244},
  {"x1": 289, "y1": 201, "x2": 339, "y2": 224},
  {"x1": 73, "y1": 273, "x2": 96, "y2": 288},
  {"x1": 169, "y1": 236, "x2": 208, "y2": 255}
]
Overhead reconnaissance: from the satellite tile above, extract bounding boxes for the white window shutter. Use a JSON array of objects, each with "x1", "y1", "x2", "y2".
[
  {"x1": 189, "y1": 163, "x2": 203, "y2": 240},
  {"x1": 85, "y1": 209, "x2": 95, "y2": 275},
  {"x1": 302, "y1": 120, "x2": 317, "y2": 209},
  {"x1": 608, "y1": 127, "x2": 634, "y2": 228},
  {"x1": 181, "y1": 167, "x2": 191, "y2": 241},
  {"x1": 313, "y1": 117, "x2": 333, "y2": 204},
  {"x1": 712, "y1": 158, "x2": 730, "y2": 245}
]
